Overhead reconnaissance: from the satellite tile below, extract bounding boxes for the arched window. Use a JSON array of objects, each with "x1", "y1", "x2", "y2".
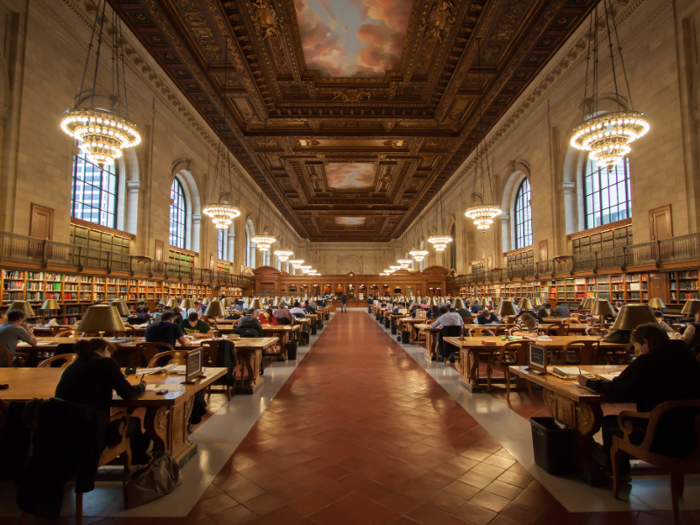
[
  {"x1": 584, "y1": 158, "x2": 631, "y2": 228},
  {"x1": 70, "y1": 152, "x2": 118, "y2": 228},
  {"x1": 515, "y1": 179, "x2": 533, "y2": 248},
  {"x1": 449, "y1": 224, "x2": 457, "y2": 270},
  {"x1": 169, "y1": 178, "x2": 187, "y2": 249},
  {"x1": 244, "y1": 228, "x2": 249, "y2": 267},
  {"x1": 217, "y1": 229, "x2": 226, "y2": 260}
]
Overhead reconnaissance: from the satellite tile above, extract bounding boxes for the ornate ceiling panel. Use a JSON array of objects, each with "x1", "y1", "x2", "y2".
[{"x1": 110, "y1": 0, "x2": 596, "y2": 242}]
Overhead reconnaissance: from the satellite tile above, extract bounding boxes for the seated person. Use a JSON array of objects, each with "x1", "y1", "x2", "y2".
[
  {"x1": 180, "y1": 311, "x2": 212, "y2": 338},
  {"x1": 579, "y1": 324, "x2": 700, "y2": 476},
  {"x1": 513, "y1": 313, "x2": 539, "y2": 335},
  {"x1": 681, "y1": 309, "x2": 700, "y2": 355},
  {"x1": 537, "y1": 303, "x2": 552, "y2": 319},
  {"x1": 476, "y1": 308, "x2": 500, "y2": 325},
  {"x1": 430, "y1": 306, "x2": 464, "y2": 330},
  {"x1": 236, "y1": 308, "x2": 264, "y2": 337},
  {"x1": 457, "y1": 306, "x2": 472, "y2": 319},
  {"x1": 470, "y1": 302, "x2": 484, "y2": 314},
  {"x1": 551, "y1": 302, "x2": 571, "y2": 317},
  {"x1": 303, "y1": 301, "x2": 316, "y2": 314},
  {"x1": 258, "y1": 308, "x2": 278, "y2": 325},
  {"x1": 54, "y1": 339, "x2": 150, "y2": 461},
  {"x1": 308, "y1": 299, "x2": 318, "y2": 310},
  {"x1": 517, "y1": 308, "x2": 544, "y2": 323},
  {"x1": 392, "y1": 303, "x2": 405, "y2": 315},
  {"x1": 0, "y1": 309, "x2": 38, "y2": 366},
  {"x1": 290, "y1": 302, "x2": 306, "y2": 318},
  {"x1": 145, "y1": 311, "x2": 188, "y2": 352},
  {"x1": 273, "y1": 304, "x2": 293, "y2": 325},
  {"x1": 170, "y1": 308, "x2": 183, "y2": 325},
  {"x1": 136, "y1": 305, "x2": 151, "y2": 323},
  {"x1": 654, "y1": 311, "x2": 675, "y2": 334}
]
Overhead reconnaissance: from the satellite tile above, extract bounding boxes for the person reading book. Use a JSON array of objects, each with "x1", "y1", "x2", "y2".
[{"x1": 577, "y1": 323, "x2": 700, "y2": 478}]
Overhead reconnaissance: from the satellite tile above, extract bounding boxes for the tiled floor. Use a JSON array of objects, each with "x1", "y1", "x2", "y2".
[{"x1": 3, "y1": 310, "x2": 699, "y2": 525}]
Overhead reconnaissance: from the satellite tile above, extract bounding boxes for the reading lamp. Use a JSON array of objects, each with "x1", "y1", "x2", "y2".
[
  {"x1": 680, "y1": 299, "x2": 700, "y2": 318},
  {"x1": 648, "y1": 297, "x2": 666, "y2": 310},
  {"x1": 7, "y1": 300, "x2": 35, "y2": 318},
  {"x1": 180, "y1": 298, "x2": 194, "y2": 310},
  {"x1": 251, "y1": 298, "x2": 263, "y2": 312},
  {"x1": 166, "y1": 298, "x2": 179, "y2": 308},
  {"x1": 611, "y1": 304, "x2": 657, "y2": 331},
  {"x1": 76, "y1": 305, "x2": 125, "y2": 339},
  {"x1": 518, "y1": 298, "x2": 533, "y2": 310},
  {"x1": 497, "y1": 301, "x2": 518, "y2": 317},
  {"x1": 591, "y1": 300, "x2": 616, "y2": 329},
  {"x1": 40, "y1": 299, "x2": 61, "y2": 314},
  {"x1": 110, "y1": 300, "x2": 130, "y2": 317},
  {"x1": 454, "y1": 298, "x2": 465, "y2": 309},
  {"x1": 204, "y1": 300, "x2": 225, "y2": 318}
]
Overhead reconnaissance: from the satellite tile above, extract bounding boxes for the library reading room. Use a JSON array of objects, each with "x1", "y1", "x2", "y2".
[{"x1": 1, "y1": 0, "x2": 700, "y2": 524}]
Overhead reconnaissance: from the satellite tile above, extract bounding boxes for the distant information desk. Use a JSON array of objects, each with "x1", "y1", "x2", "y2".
[
  {"x1": 0, "y1": 366, "x2": 226, "y2": 466},
  {"x1": 444, "y1": 336, "x2": 629, "y2": 393}
]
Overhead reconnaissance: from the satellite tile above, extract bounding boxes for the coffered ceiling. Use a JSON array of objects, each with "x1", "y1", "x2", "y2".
[{"x1": 110, "y1": 0, "x2": 595, "y2": 242}]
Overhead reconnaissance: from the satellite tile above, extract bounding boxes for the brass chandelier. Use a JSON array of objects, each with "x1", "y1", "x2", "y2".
[
  {"x1": 275, "y1": 249, "x2": 293, "y2": 263},
  {"x1": 464, "y1": 38, "x2": 501, "y2": 230},
  {"x1": 428, "y1": 188, "x2": 453, "y2": 252},
  {"x1": 61, "y1": 1, "x2": 140, "y2": 166},
  {"x1": 570, "y1": 0, "x2": 649, "y2": 167}
]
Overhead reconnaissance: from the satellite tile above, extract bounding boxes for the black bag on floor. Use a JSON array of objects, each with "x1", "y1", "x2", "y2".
[
  {"x1": 401, "y1": 330, "x2": 410, "y2": 344},
  {"x1": 300, "y1": 331, "x2": 310, "y2": 345},
  {"x1": 311, "y1": 323, "x2": 318, "y2": 335},
  {"x1": 286, "y1": 341, "x2": 298, "y2": 360},
  {"x1": 317, "y1": 320, "x2": 323, "y2": 330},
  {"x1": 368, "y1": 306, "x2": 372, "y2": 313},
  {"x1": 391, "y1": 323, "x2": 397, "y2": 335},
  {"x1": 384, "y1": 318, "x2": 390, "y2": 328}
]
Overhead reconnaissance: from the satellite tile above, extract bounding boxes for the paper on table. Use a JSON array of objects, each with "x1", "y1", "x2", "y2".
[
  {"x1": 145, "y1": 384, "x2": 184, "y2": 392},
  {"x1": 597, "y1": 372, "x2": 622, "y2": 381}
]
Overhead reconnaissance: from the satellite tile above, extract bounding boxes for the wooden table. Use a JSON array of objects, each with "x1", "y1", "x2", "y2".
[
  {"x1": 261, "y1": 324, "x2": 301, "y2": 360},
  {"x1": 540, "y1": 323, "x2": 590, "y2": 334},
  {"x1": 0, "y1": 366, "x2": 226, "y2": 466},
  {"x1": 224, "y1": 337, "x2": 278, "y2": 394},
  {"x1": 415, "y1": 323, "x2": 442, "y2": 360},
  {"x1": 444, "y1": 336, "x2": 629, "y2": 393},
  {"x1": 510, "y1": 364, "x2": 626, "y2": 486}
]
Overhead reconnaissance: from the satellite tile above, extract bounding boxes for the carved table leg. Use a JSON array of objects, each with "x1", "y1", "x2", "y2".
[
  {"x1": 458, "y1": 348, "x2": 484, "y2": 392},
  {"x1": 542, "y1": 389, "x2": 608, "y2": 486},
  {"x1": 144, "y1": 406, "x2": 171, "y2": 454},
  {"x1": 234, "y1": 347, "x2": 264, "y2": 395}
]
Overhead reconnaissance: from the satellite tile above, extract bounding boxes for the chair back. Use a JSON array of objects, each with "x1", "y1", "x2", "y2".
[
  {"x1": 136, "y1": 342, "x2": 175, "y2": 368},
  {"x1": 54, "y1": 329, "x2": 75, "y2": 338},
  {"x1": 561, "y1": 340, "x2": 601, "y2": 365},
  {"x1": 585, "y1": 326, "x2": 602, "y2": 336},
  {"x1": 547, "y1": 323, "x2": 569, "y2": 336},
  {"x1": 608, "y1": 343, "x2": 633, "y2": 364},
  {"x1": 469, "y1": 327, "x2": 495, "y2": 337},
  {"x1": 235, "y1": 326, "x2": 263, "y2": 338},
  {"x1": 201, "y1": 339, "x2": 231, "y2": 366},
  {"x1": 633, "y1": 400, "x2": 700, "y2": 463},
  {"x1": 496, "y1": 341, "x2": 528, "y2": 367},
  {"x1": 38, "y1": 354, "x2": 78, "y2": 368},
  {"x1": 563, "y1": 317, "x2": 578, "y2": 324},
  {"x1": 147, "y1": 349, "x2": 191, "y2": 368},
  {"x1": 0, "y1": 344, "x2": 21, "y2": 368},
  {"x1": 440, "y1": 325, "x2": 462, "y2": 339}
]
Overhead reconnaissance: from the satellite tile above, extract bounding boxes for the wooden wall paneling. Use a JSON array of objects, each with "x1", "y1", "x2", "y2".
[
  {"x1": 649, "y1": 273, "x2": 669, "y2": 304},
  {"x1": 539, "y1": 240, "x2": 548, "y2": 262},
  {"x1": 29, "y1": 204, "x2": 54, "y2": 240},
  {"x1": 649, "y1": 204, "x2": 673, "y2": 241},
  {"x1": 154, "y1": 240, "x2": 164, "y2": 261}
]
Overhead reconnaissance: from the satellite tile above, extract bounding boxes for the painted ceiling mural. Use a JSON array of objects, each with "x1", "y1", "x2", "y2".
[
  {"x1": 110, "y1": 0, "x2": 598, "y2": 242},
  {"x1": 325, "y1": 163, "x2": 376, "y2": 189},
  {"x1": 335, "y1": 217, "x2": 367, "y2": 226},
  {"x1": 293, "y1": 0, "x2": 414, "y2": 77}
]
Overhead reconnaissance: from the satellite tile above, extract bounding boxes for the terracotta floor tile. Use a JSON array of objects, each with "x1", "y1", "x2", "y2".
[
  {"x1": 308, "y1": 504, "x2": 356, "y2": 525},
  {"x1": 357, "y1": 482, "x2": 395, "y2": 502},
  {"x1": 425, "y1": 491, "x2": 467, "y2": 514},
  {"x1": 406, "y1": 503, "x2": 449, "y2": 525},
  {"x1": 261, "y1": 505, "x2": 305, "y2": 525},
  {"x1": 197, "y1": 494, "x2": 239, "y2": 517},
  {"x1": 469, "y1": 491, "x2": 511, "y2": 513},
  {"x1": 483, "y1": 481, "x2": 523, "y2": 501},
  {"x1": 334, "y1": 492, "x2": 377, "y2": 515},
  {"x1": 358, "y1": 504, "x2": 401, "y2": 525},
  {"x1": 378, "y1": 492, "x2": 422, "y2": 514},
  {"x1": 209, "y1": 504, "x2": 258, "y2": 525},
  {"x1": 496, "y1": 471, "x2": 532, "y2": 489},
  {"x1": 452, "y1": 501, "x2": 498, "y2": 525},
  {"x1": 242, "y1": 493, "x2": 286, "y2": 517},
  {"x1": 287, "y1": 492, "x2": 333, "y2": 517}
]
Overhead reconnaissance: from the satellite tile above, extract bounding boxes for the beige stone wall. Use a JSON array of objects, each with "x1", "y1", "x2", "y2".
[{"x1": 1, "y1": 0, "x2": 696, "y2": 277}]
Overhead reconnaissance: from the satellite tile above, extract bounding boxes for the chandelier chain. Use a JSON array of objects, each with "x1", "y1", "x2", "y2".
[
  {"x1": 610, "y1": 0, "x2": 634, "y2": 110},
  {"x1": 603, "y1": 0, "x2": 621, "y2": 112}
]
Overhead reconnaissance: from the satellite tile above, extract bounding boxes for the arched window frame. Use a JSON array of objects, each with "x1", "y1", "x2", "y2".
[
  {"x1": 514, "y1": 178, "x2": 533, "y2": 249},
  {"x1": 583, "y1": 157, "x2": 631, "y2": 229},
  {"x1": 449, "y1": 223, "x2": 457, "y2": 270},
  {"x1": 244, "y1": 220, "x2": 256, "y2": 268},
  {"x1": 217, "y1": 228, "x2": 226, "y2": 260},
  {"x1": 70, "y1": 151, "x2": 119, "y2": 228},
  {"x1": 169, "y1": 178, "x2": 187, "y2": 249}
]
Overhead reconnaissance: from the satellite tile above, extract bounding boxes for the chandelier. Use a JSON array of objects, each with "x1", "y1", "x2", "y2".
[
  {"x1": 428, "y1": 235, "x2": 452, "y2": 252},
  {"x1": 290, "y1": 259, "x2": 304, "y2": 269},
  {"x1": 275, "y1": 250, "x2": 293, "y2": 262},
  {"x1": 464, "y1": 38, "x2": 501, "y2": 231},
  {"x1": 409, "y1": 248, "x2": 429, "y2": 262},
  {"x1": 389, "y1": 265, "x2": 402, "y2": 272},
  {"x1": 60, "y1": 1, "x2": 140, "y2": 166},
  {"x1": 252, "y1": 234, "x2": 276, "y2": 253},
  {"x1": 300, "y1": 265, "x2": 312, "y2": 274},
  {"x1": 465, "y1": 204, "x2": 502, "y2": 230},
  {"x1": 397, "y1": 259, "x2": 412, "y2": 269},
  {"x1": 203, "y1": 203, "x2": 240, "y2": 229},
  {"x1": 307, "y1": 269, "x2": 318, "y2": 275},
  {"x1": 570, "y1": 0, "x2": 649, "y2": 167}
]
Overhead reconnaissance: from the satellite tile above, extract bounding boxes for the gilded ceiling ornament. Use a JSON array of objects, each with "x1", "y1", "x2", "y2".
[
  {"x1": 332, "y1": 90, "x2": 371, "y2": 103},
  {"x1": 422, "y1": 0, "x2": 456, "y2": 42},
  {"x1": 295, "y1": 138, "x2": 320, "y2": 148},
  {"x1": 250, "y1": 0, "x2": 283, "y2": 40}
]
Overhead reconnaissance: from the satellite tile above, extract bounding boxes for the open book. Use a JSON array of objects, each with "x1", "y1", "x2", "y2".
[
  {"x1": 135, "y1": 364, "x2": 177, "y2": 375},
  {"x1": 551, "y1": 366, "x2": 594, "y2": 378}
]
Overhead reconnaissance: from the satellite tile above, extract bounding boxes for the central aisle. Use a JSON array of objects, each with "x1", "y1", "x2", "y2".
[{"x1": 194, "y1": 311, "x2": 568, "y2": 525}]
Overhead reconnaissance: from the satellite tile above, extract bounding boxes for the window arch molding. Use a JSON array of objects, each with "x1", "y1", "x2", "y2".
[
  {"x1": 244, "y1": 217, "x2": 256, "y2": 269},
  {"x1": 169, "y1": 167, "x2": 202, "y2": 252},
  {"x1": 500, "y1": 160, "x2": 531, "y2": 253}
]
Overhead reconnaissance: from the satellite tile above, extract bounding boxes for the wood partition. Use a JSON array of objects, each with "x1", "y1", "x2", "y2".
[{"x1": 249, "y1": 266, "x2": 450, "y2": 307}]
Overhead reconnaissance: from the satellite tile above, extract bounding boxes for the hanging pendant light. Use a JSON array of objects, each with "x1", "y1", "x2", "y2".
[
  {"x1": 61, "y1": 1, "x2": 140, "y2": 166},
  {"x1": 275, "y1": 249, "x2": 293, "y2": 263},
  {"x1": 570, "y1": 0, "x2": 649, "y2": 167},
  {"x1": 397, "y1": 259, "x2": 412, "y2": 269},
  {"x1": 409, "y1": 248, "x2": 429, "y2": 262},
  {"x1": 251, "y1": 183, "x2": 276, "y2": 252},
  {"x1": 290, "y1": 259, "x2": 304, "y2": 269},
  {"x1": 464, "y1": 38, "x2": 501, "y2": 231},
  {"x1": 428, "y1": 187, "x2": 453, "y2": 251},
  {"x1": 202, "y1": 38, "x2": 240, "y2": 229}
]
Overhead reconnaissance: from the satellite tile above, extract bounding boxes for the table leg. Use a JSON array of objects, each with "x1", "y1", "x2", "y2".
[
  {"x1": 542, "y1": 389, "x2": 608, "y2": 486},
  {"x1": 458, "y1": 348, "x2": 484, "y2": 392},
  {"x1": 234, "y1": 347, "x2": 264, "y2": 394}
]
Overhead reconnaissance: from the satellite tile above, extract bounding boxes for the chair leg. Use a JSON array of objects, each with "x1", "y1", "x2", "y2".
[
  {"x1": 611, "y1": 440, "x2": 623, "y2": 499},
  {"x1": 76, "y1": 492, "x2": 83, "y2": 525},
  {"x1": 486, "y1": 365, "x2": 492, "y2": 392},
  {"x1": 505, "y1": 372, "x2": 511, "y2": 401},
  {"x1": 526, "y1": 378, "x2": 534, "y2": 398},
  {"x1": 670, "y1": 471, "x2": 683, "y2": 525},
  {"x1": 122, "y1": 441, "x2": 132, "y2": 509}
]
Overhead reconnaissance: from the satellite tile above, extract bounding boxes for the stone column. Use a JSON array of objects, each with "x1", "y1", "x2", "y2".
[
  {"x1": 227, "y1": 227, "x2": 235, "y2": 263},
  {"x1": 125, "y1": 180, "x2": 140, "y2": 236},
  {"x1": 501, "y1": 214, "x2": 511, "y2": 254},
  {"x1": 560, "y1": 182, "x2": 577, "y2": 235},
  {"x1": 192, "y1": 213, "x2": 201, "y2": 254}
]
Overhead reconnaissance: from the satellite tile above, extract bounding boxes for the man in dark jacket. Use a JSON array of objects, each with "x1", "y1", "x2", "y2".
[
  {"x1": 340, "y1": 293, "x2": 347, "y2": 313},
  {"x1": 580, "y1": 323, "x2": 700, "y2": 475},
  {"x1": 237, "y1": 308, "x2": 264, "y2": 337}
]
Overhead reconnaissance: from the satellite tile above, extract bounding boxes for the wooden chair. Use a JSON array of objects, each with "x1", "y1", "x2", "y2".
[
  {"x1": 201, "y1": 340, "x2": 234, "y2": 400},
  {"x1": 563, "y1": 317, "x2": 579, "y2": 324},
  {"x1": 136, "y1": 342, "x2": 176, "y2": 368},
  {"x1": 55, "y1": 329, "x2": 75, "y2": 338},
  {"x1": 560, "y1": 340, "x2": 601, "y2": 366},
  {"x1": 147, "y1": 349, "x2": 191, "y2": 368},
  {"x1": 608, "y1": 344, "x2": 634, "y2": 365},
  {"x1": 38, "y1": 354, "x2": 78, "y2": 368},
  {"x1": 486, "y1": 341, "x2": 533, "y2": 399},
  {"x1": 469, "y1": 327, "x2": 496, "y2": 337},
  {"x1": 585, "y1": 326, "x2": 602, "y2": 336},
  {"x1": 611, "y1": 400, "x2": 700, "y2": 525},
  {"x1": 546, "y1": 323, "x2": 569, "y2": 336},
  {"x1": 0, "y1": 344, "x2": 28, "y2": 367}
]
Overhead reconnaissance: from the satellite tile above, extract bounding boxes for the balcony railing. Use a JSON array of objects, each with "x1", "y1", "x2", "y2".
[
  {"x1": 452, "y1": 233, "x2": 700, "y2": 286},
  {"x1": 0, "y1": 231, "x2": 249, "y2": 287}
]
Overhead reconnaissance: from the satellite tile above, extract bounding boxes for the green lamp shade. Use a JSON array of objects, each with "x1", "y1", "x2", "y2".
[
  {"x1": 611, "y1": 304, "x2": 657, "y2": 331},
  {"x1": 76, "y1": 305, "x2": 126, "y2": 333}
]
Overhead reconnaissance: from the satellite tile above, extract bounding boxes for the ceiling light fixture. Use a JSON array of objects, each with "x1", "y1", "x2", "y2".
[
  {"x1": 61, "y1": 1, "x2": 140, "y2": 166},
  {"x1": 464, "y1": 37, "x2": 501, "y2": 231},
  {"x1": 409, "y1": 248, "x2": 429, "y2": 262},
  {"x1": 397, "y1": 259, "x2": 412, "y2": 269},
  {"x1": 570, "y1": 0, "x2": 649, "y2": 168},
  {"x1": 275, "y1": 249, "x2": 293, "y2": 262}
]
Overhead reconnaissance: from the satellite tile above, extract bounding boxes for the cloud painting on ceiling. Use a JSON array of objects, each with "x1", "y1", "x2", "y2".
[
  {"x1": 335, "y1": 217, "x2": 367, "y2": 226},
  {"x1": 325, "y1": 163, "x2": 375, "y2": 189},
  {"x1": 293, "y1": 0, "x2": 413, "y2": 77}
]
